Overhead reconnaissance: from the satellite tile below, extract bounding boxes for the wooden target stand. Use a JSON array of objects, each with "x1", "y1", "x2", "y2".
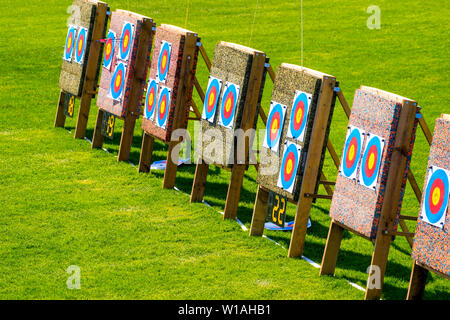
[
  {"x1": 189, "y1": 48, "x2": 269, "y2": 220},
  {"x1": 249, "y1": 70, "x2": 338, "y2": 256},
  {"x1": 91, "y1": 18, "x2": 156, "y2": 162},
  {"x1": 319, "y1": 92, "x2": 435, "y2": 300},
  {"x1": 54, "y1": 1, "x2": 109, "y2": 139},
  {"x1": 138, "y1": 39, "x2": 205, "y2": 189}
]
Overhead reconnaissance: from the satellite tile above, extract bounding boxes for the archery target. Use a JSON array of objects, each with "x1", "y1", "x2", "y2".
[
  {"x1": 118, "y1": 22, "x2": 135, "y2": 61},
  {"x1": 358, "y1": 133, "x2": 385, "y2": 190},
  {"x1": 108, "y1": 61, "x2": 127, "y2": 101},
  {"x1": 74, "y1": 26, "x2": 88, "y2": 64},
  {"x1": 144, "y1": 79, "x2": 158, "y2": 120},
  {"x1": 63, "y1": 25, "x2": 77, "y2": 62},
  {"x1": 286, "y1": 90, "x2": 312, "y2": 142},
  {"x1": 103, "y1": 29, "x2": 116, "y2": 70},
  {"x1": 218, "y1": 82, "x2": 240, "y2": 129},
  {"x1": 202, "y1": 76, "x2": 222, "y2": 123},
  {"x1": 263, "y1": 101, "x2": 287, "y2": 153},
  {"x1": 421, "y1": 166, "x2": 449, "y2": 229},
  {"x1": 340, "y1": 126, "x2": 364, "y2": 180},
  {"x1": 277, "y1": 141, "x2": 302, "y2": 194},
  {"x1": 156, "y1": 86, "x2": 171, "y2": 129},
  {"x1": 156, "y1": 41, "x2": 172, "y2": 83}
]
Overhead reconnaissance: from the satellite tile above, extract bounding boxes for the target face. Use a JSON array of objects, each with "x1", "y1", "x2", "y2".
[
  {"x1": 118, "y1": 22, "x2": 135, "y2": 61},
  {"x1": 287, "y1": 90, "x2": 312, "y2": 142},
  {"x1": 63, "y1": 25, "x2": 77, "y2": 62},
  {"x1": 103, "y1": 30, "x2": 116, "y2": 70},
  {"x1": 340, "y1": 126, "x2": 364, "y2": 180},
  {"x1": 74, "y1": 27, "x2": 87, "y2": 64},
  {"x1": 157, "y1": 41, "x2": 172, "y2": 83},
  {"x1": 218, "y1": 82, "x2": 240, "y2": 129},
  {"x1": 108, "y1": 62, "x2": 127, "y2": 101},
  {"x1": 358, "y1": 133, "x2": 385, "y2": 190},
  {"x1": 263, "y1": 101, "x2": 287, "y2": 153},
  {"x1": 144, "y1": 79, "x2": 158, "y2": 120},
  {"x1": 202, "y1": 76, "x2": 222, "y2": 123},
  {"x1": 156, "y1": 86, "x2": 171, "y2": 129},
  {"x1": 421, "y1": 166, "x2": 449, "y2": 229},
  {"x1": 277, "y1": 141, "x2": 302, "y2": 194}
]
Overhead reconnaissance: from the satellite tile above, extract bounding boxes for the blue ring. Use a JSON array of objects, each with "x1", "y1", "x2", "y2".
[
  {"x1": 360, "y1": 136, "x2": 382, "y2": 187},
  {"x1": 157, "y1": 41, "x2": 171, "y2": 82},
  {"x1": 289, "y1": 92, "x2": 309, "y2": 139},
  {"x1": 110, "y1": 62, "x2": 126, "y2": 100},
  {"x1": 280, "y1": 143, "x2": 299, "y2": 191},
  {"x1": 103, "y1": 30, "x2": 115, "y2": 69},
  {"x1": 75, "y1": 27, "x2": 87, "y2": 63},
  {"x1": 220, "y1": 84, "x2": 238, "y2": 127},
  {"x1": 424, "y1": 168, "x2": 449, "y2": 223},
  {"x1": 144, "y1": 79, "x2": 158, "y2": 119},
  {"x1": 64, "y1": 27, "x2": 77, "y2": 61},
  {"x1": 119, "y1": 22, "x2": 133, "y2": 61},
  {"x1": 266, "y1": 103, "x2": 284, "y2": 149},
  {"x1": 342, "y1": 128, "x2": 362, "y2": 178},
  {"x1": 204, "y1": 78, "x2": 221, "y2": 120},
  {"x1": 157, "y1": 87, "x2": 170, "y2": 128}
]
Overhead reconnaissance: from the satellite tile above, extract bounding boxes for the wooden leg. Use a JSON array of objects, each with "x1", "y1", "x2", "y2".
[
  {"x1": 138, "y1": 132, "x2": 154, "y2": 173},
  {"x1": 398, "y1": 219, "x2": 414, "y2": 248},
  {"x1": 54, "y1": 90, "x2": 67, "y2": 128},
  {"x1": 364, "y1": 233, "x2": 392, "y2": 300},
  {"x1": 223, "y1": 164, "x2": 246, "y2": 220},
  {"x1": 118, "y1": 116, "x2": 136, "y2": 162},
  {"x1": 288, "y1": 195, "x2": 314, "y2": 258},
  {"x1": 163, "y1": 140, "x2": 181, "y2": 189},
  {"x1": 406, "y1": 262, "x2": 428, "y2": 300},
  {"x1": 74, "y1": 92, "x2": 92, "y2": 139},
  {"x1": 91, "y1": 108, "x2": 104, "y2": 149},
  {"x1": 249, "y1": 186, "x2": 269, "y2": 236},
  {"x1": 190, "y1": 158, "x2": 209, "y2": 203},
  {"x1": 320, "y1": 220, "x2": 344, "y2": 275}
]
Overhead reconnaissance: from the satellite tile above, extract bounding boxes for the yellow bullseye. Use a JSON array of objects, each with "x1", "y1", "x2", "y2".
[
  {"x1": 160, "y1": 100, "x2": 166, "y2": 114},
  {"x1": 67, "y1": 37, "x2": 72, "y2": 49},
  {"x1": 149, "y1": 92, "x2": 154, "y2": 104},
  {"x1": 115, "y1": 74, "x2": 121, "y2": 88},
  {"x1": 225, "y1": 99, "x2": 232, "y2": 113},
  {"x1": 162, "y1": 55, "x2": 167, "y2": 69},
  {"x1": 296, "y1": 108, "x2": 303, "y2": 124},
  {"x1": 368, "y1": 153, "x2": 375, "y2": 170},
  {"x1": 271, "y1": 118, "x2": 278, "y2": 134},
  {"x1": 432, "y1": 187, "x2": 441, "y2": 206},
  {"x1": 124, "y1": 35, "x2": 129, "y2": 49},
  {"x1": 106, "y1": 44, "x2": 111, "y2": 55},
  {"x1": 78, "y1": 38, "x2": 83, "y2": 51},
  {"x1": 348, "y1": 145, "x2": 355, "y2": 161},
  {"x1": 208, "y1": 92, "x2": 215, "y2": 106},
  {"x1": 286, "y1": 159, "x2": 293, "y2": 175}
]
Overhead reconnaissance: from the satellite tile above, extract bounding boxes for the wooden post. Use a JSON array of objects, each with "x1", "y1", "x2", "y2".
[
  {"x1": 138, "y1": 132, "x2": 155, "y2": 173},
  {"x1": 54, "y1": 90, "x2": 67, "y2": 127},
  {"x1": 190, "y1": 158, "x2": 209, "y2": 203},
  {"x1": 91, "y1": 108, "x2": 105, "y2": 149},
  {"x1": 74, "y1": 2, "x2": 108, "y2": 139},
  {"x1": 249, "y1": 186, "x2": 269, "y2": 236},
  {"x1": 118, "y1": 115, "x2": 137, "y2": 161},
  {"x1": 364, "y1": 100, "x2": 417, "y2": 300},
  {"x1": 319, "y1": 220, "x2": 345, "y2": 275},
  {"x1": 406, "y1": 262, "x2": 429, "y2": 300},
  {"x1": 288, "y1": 75, "x2": 336, "y2": 258}
]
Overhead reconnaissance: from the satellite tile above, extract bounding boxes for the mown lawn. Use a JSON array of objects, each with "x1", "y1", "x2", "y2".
[{"x1": 0, "y1": 0, "x2": 448, "y2": 299}]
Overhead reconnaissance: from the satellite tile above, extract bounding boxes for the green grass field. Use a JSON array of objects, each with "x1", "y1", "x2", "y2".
[{"x1": 0, "y1": 0, "x2": 449, "y2": 299}]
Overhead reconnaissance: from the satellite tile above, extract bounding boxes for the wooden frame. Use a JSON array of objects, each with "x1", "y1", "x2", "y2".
[
  {"x1": 138, "y1": 26, "x2": 200, "y2": 189},
  {"x1": 249, "y1": 69, "x2": 337, "y2": 260},
  {"x1": 320, "y1": 89, "x2": 419, "y2": 300},
  {"x1": 54, "y1": 1, "x2": 109, "y2": 139},
  {"x1": 91, "y1": 14, "x2": 156, "y2": 162},
  {"x1": 190, "y1": 44, "x2": 268, "y2": 220}
]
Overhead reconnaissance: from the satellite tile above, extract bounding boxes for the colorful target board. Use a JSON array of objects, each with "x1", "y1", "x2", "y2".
[
  {"x1": 277, "y1": 142, "x2": 302, "y2": 194},
  {"x1": 421, "y1": 166, "x2": 449, "y2": 229},
  {"x1": 156, "y1": 40, "x2": 172, "y2": 83},
  {"x1": 56, "y1": 0, "x2": 109, "y2": 139},
  {"x1": 263, "y1": 101, "x2": 287, "y2": 153},
  {"x1": 287, "y1": 90, "x2": 312, "y2": 143},
  {"x1": 156, "y1": 86, "x2": 171, "y2": 129},
  {"x1": 358, "y1": 133, "x2": 385, "y2": 190},
  {"x1": 103, "y1": 30, "x2": 116, "y2": 70},
  {"x1": 63, "y1": 25, "x2": 77, "y2": 62},
  {"x1": 218, "y1": 82, "x2": 240, "y2": 129},
  {"x1": 144, "y1": 78, "x2": 158, "y2": 121},
  {"x1": 340, "y1": 126, "x2": 364, "y2": 180},
  {"x1": 93, "y1": 10, "x2": 155, "y2": 162},
  {"x1": 202, "y1": 76, "x2": 223, "y2": 123},
  {"x1": 118, "y1": 22, "x2": 135, "y2": 62}
]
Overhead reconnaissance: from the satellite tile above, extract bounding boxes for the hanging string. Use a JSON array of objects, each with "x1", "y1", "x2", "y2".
[
  {"x1": 248, "y1": 0, "x2": 259, "y2": 46},
  {"x1": 185, "y1": 0, "x2": 190, "y2": 28}
]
